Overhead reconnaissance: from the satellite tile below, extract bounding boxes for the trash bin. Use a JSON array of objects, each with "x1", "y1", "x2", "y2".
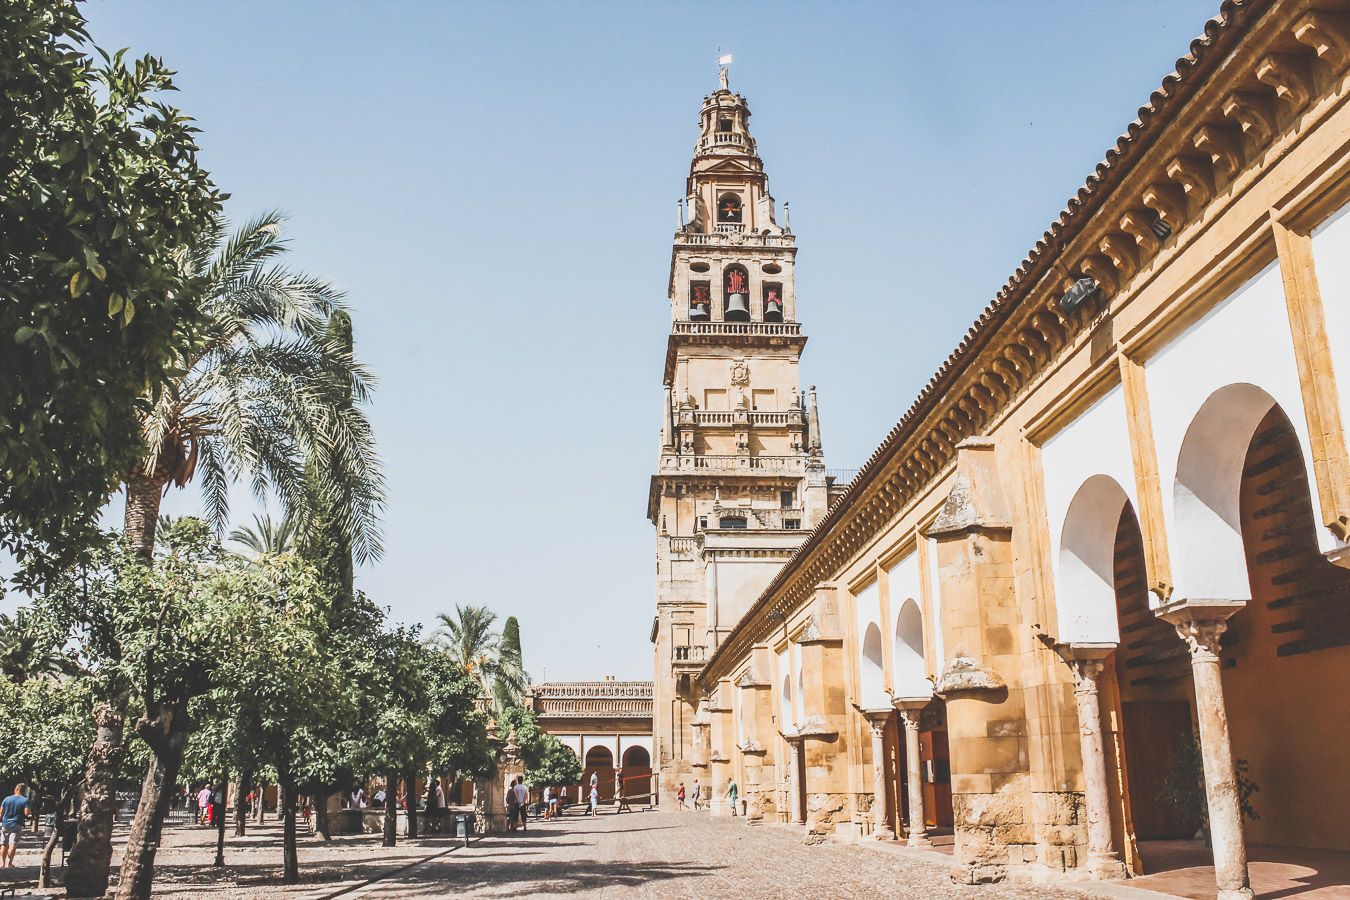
[{"x1": 454, "y1": 813, "x2": 475, "y2": 838}]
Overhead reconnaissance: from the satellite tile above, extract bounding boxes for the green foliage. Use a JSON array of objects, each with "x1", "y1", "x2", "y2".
[
  {"x1": 0, "y1": 672, "x2": 95, "y2": 801},
  {"x1": 433, "y1": 604, "x2": 527, "y2": 713},
  {"x1": 132, "y1": 215, "x2": 385, "y2": 563},
  {"x1": 0, "y1": 0, "x2": 223, "y2": 583},
  {"x1": 496, "y1": 704, "x2": 580, "y2": 786},
  {"x1": 227, "y1": 512, "x2": 297, "y2": 560},
  {"x1": 1158, "y1": 733, "x2": 1261, "y2": 834},
  {"x1": 494, "y1": 615, "x2": 528, "y2": 710}
]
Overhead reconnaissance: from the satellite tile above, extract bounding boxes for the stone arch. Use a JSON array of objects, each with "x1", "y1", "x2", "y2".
[
  {"x1": 892, "y1": 598, "x2": 928, "y2": 697},
  {"x1": 1058, "y1": 474, "x2": 1132, "y2": 643},
  {"x1": 860, "y1": 621, "x2": 886, "y2": 708},
  {"x1": 622, "y1": 745, "x2": 650, "y2": 769},
  {"x1": 584, "y1": 746, "x2": 613, "y2": 768},
  {"x1": 1173, "y1": 383, "x2": 1278, "y2": 601}
]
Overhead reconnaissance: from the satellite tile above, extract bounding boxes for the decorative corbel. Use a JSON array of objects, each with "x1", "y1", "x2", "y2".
[
  {"x1": 1119, "y1": 208, "x2": 1162, "y2": 253},
  {"x1": 1221, "y1": 90, "x2": 1276, "y2": 147},
  {"x1": 1078, "y1": 255, "x2": 1119, "y2": 298},
  {"x1": 1293, "y1": 9, "x2": 1350, "y2": 72},
  {"x1": 1256, "y1": 53, "x2": 1312, "y2": 110},
  {"x1": 1165, "y1": 154, "x2": 1214, "y2": 206},
  {"x1": 1142, "y1": 182, "x2": 1188, "y2": 233},
  {"x1": 1191, "y1": 122, "x2": 1243, "y2": 181},
  {"x1": 933, "y1": 654, "x2": 1006, "y2": 699},
  {"x1": 1099, "y1": 232, "x2": 1139, "y2": 280}
]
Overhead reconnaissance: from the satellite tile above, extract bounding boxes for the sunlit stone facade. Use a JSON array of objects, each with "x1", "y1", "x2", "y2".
[{"x1": 687, "y1": 3, "x2": 1350, "y2": 898}]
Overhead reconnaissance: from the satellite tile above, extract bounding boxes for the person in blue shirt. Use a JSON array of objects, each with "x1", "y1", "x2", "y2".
[{"x1": 1, "y1": 783, "x2": 29, "y2": 867}]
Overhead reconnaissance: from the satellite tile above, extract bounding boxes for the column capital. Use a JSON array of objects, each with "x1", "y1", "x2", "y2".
[
  {"x1": 1156, "y1": 598, "x2": 1246, "y2": 660},
  {"x1": 858, "y1": 707, "x2": 893, "y2": 735}
]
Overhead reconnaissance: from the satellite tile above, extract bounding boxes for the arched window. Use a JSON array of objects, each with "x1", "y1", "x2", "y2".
[
  {"x1": 717, "y1": 193, "x2": 742, "y2": 223},
  {"x1": 723, "y1": 265, "x2": 750, "y2": 322}
]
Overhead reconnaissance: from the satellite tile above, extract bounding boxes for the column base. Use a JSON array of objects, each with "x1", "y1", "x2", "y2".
[
  {"x1": 906, "y1": 831, "x2": 933, "y2": 848},
  {"x1": 1217, "y1": 890, "x2": 1255, "y2": 900},
  {"x1": 1086, "y1": 851, "x2": 1128, "y2": 880},
  {"x1": 873, "y1": 827, "x2": 895, "y2": 841}
]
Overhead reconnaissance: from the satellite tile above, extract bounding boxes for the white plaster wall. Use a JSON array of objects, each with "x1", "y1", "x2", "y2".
[
  {"x1": 1041, "y1": 385, "x2": 1138, "y2": 641},
  {"x1": 1311, "y1": 202, "x2": 1350, "y2": 511},
  {"x1": 852, "y1": 581, "x2": 886, "y2": 708},
  {"x1": 713, "y1": 557, "x2": 791, "y2": 631},
  {"x1": 777, "y1": 647, "x2": 792, "y2": 729},
  {"x1": 885, "y1": 551, "x2": 929, "y2": 695},
  {"x1": 1147, "y1": 261, "x2": 1326, "y2": 602},
  {"x1": 923, "y1": 537, "x2": 946, "y2": 673}
]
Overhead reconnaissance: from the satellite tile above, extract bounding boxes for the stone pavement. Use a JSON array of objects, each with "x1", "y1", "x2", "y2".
[{"x1": 332, "y1": 811, "x2": 1097, "y2": 899}]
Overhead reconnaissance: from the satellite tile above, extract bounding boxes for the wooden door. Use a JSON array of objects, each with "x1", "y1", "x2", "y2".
[{"x1": 1121, "y1": 701, "x2": 1200, "y2": 840}]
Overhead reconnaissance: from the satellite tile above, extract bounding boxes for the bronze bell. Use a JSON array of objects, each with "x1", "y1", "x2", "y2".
[
  {"x1": 764, "y1": 299, "x2": 783, "y2": 322},
  {"x1": 725, "y1": 293, "x2": 750, "y2": 321},
  {"x1": 689, "y1": 302, "x2": 710, "y2": 321}
]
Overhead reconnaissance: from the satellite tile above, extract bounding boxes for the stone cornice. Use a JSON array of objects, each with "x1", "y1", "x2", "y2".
[{"x1": 701, "y1": 0, "x2": 1350, "y2": 687}]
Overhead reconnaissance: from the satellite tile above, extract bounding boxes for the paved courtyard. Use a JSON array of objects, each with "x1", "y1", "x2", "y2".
[{"x1": 329, "y1": 811, "x2": 1091, "y2": 900}]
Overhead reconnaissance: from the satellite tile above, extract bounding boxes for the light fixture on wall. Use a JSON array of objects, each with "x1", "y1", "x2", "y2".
[{"x1": 1058, "y1": 277, "x2": 1100, "y2": 315}]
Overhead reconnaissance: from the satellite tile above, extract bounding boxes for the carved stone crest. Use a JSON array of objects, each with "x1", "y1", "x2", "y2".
[{"x1": 730, "y1": 359, "x2": 750, "y2": 388}]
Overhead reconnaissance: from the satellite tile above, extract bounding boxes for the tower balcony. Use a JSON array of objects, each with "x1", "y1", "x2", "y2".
[
  {"x1": 675, "y1": 230, "x2": 794, "y2": 248},
  {"x1": 670, "y1": 321, "x2": 801, "y2": 337},
  {"x1": 690, "y1": 409, "x2": 801, "y2": 427},
  {"x1": 671, "y1": 643, "x2": 707, "y2": 673},
  {"x1": 657, "y1": 453, "x2": 806, "y2": 475}
]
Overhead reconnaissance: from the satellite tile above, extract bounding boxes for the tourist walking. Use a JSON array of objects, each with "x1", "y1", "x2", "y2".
[
  {"x1": 505, "y1": 778, "x2": 519, "y2": 832},
  {"x1": 726, "y1": 779, "x2": 739, "y2": 816},
  {"x1": 677, "y1": 782, "x2": 687, "y2": 810},
  {"x1": 513, "y1": 777, "x2": 529, "y2": 831},
  {"x1": 691, "y1": 779, "x2": 702, "y2": 811},
  {"x1": 197, "y1": 784, "x2": 213, "y2": 825},
  {"x1": 1, "y1": 783, "x2": 28, "y2": 867}
]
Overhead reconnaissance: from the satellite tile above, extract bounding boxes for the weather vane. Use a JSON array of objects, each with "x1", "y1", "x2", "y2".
[{"x1": 717, "y1": 48, "x2": 732, "y2": 91}]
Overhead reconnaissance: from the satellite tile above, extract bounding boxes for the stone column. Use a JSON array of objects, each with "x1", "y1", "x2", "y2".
[
  {"x1": 786, "y1": 735, "x2": 805, "y2": 825},
  {"x1": 1159, "y1": 601, "x2": 1252, "y2": 900},
  {"x1": 894, "y1": 700, "x2": 932, "y2": 848},
  {"x1": 863, "y1": 710, "x2": 895, "y2": 840},
  {"x1": 1065, "y1": 646, "x2": 1126, "y2": 879}
]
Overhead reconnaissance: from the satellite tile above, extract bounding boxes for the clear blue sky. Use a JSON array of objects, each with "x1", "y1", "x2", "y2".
[{"x1": 82, "y1": 0, "x2": 1219, "y2": 682}]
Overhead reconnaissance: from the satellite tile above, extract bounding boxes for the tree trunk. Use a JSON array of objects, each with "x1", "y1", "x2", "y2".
[
  {"x1": 214, "y1": 775, "x2": 226, "y2": 867},
  {"x1": 382, "y1": 770, "x2": 397, "y2": 848},
  {"x1": 255, "y1": 780, "x2": 265, "y2": 824},
  {"x1": 280, "y1": 781, "x2": 299, "y2": 884},
  {"x1": 314, "y1": 786, "x2": 330, "y2": 841},
  {"x1": 115, "y1": 708, "x2": 190, "y2": 900},
  {"x1": 38, "y1": 803, "x2": 64, "y2": 889},
  {"x1": 405, "y1": 771, "x2": 418, "y2": 839},
  {"x1": 235, "y1": 773, "x2": 249, "y2": 838},
  {"x1": 65, "y1": 701, "x2": 126, "y2": 899},
  {"x1": 123, "y1": 472, "x2": 164, "y2": 562}
]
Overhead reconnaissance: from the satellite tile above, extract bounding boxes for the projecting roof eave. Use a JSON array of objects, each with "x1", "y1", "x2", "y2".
[{"x1": 698, "y1": 0, "x2": 1259, "y2": 688}]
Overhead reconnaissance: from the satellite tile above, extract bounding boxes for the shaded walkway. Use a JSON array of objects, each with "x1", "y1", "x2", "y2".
[{"x1": 342, "y1": 812, "x2": 1087, "y2": 899}]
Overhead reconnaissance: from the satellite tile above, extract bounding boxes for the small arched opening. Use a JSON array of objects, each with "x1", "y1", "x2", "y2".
[
  {"x1": 583, "y1": 745, "x2": 616, "y2": 802},
  {"x1": 620, "y1": 746, "x2": 651, "y2": 799}
]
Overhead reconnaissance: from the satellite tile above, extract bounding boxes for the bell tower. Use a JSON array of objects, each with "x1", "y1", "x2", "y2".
[{"x1": 648, "y1": 69, "x2": 831, "y2": 804}]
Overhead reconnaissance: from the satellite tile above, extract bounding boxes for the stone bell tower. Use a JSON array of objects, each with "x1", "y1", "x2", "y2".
[{"x1": 648, "y1": 68, "x2": 831, "y2": 804}]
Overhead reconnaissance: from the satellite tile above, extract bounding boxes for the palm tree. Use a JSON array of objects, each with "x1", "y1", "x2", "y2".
[
  {"x1": 68, "y1": 214, "x2": 386, "y2": 900},
  {"x1": 122, "y1": 211, "x2": 385, "y2": 562},
  {"x1": 229, "y1": 512, "x2": 298, "y2": 559},
  {"x1": 433, "y1": 605, "x2": 528, "y2": 712}
]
